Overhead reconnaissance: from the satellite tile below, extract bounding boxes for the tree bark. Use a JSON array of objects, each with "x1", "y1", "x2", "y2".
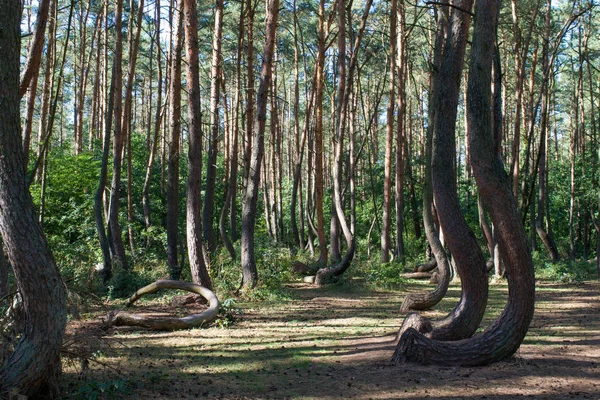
[
  {"x1": 394, "y1": 0, "x2": 535, "y2": 365},
  {"x1": 398, "y1": 0, "x2": 489, "y2": 341},
  {"x1": 107, "y1": 0, "x2": 129, "y2": 270},
  {"x1": 142, "y1": 0, "x2": 163, "y2": 249},
  {"x1": 399, "y1": 1, "x2": 450, "y2": 314},
  {"x1": 395, "y1": 0, "x2": 406, "y2": 261},
  {"x1": 535, "y1": 0, "x2": 560, "y2": 262},
  {"x1": 315, "y1": 0, "x2": 357, "y2": 285},
  {"x1": 183, "y1": 0, "x2": 213, "y2": 289},
  {"x1": 240, "y1": 0, "x2": 280, "y2": 289},
  {"x1": 381, "y1": 0, "x2": 397, "y2": 263},
  {"x1": 122, "y1": 0, "x2": 145, "y2": 258},
  {"x1": 314, "y1": 0, "x2": 328, "y2": 265},
  {"x1": 0, "y1": 4, "x2": 67, "y2": 395},
  {"x1": 19, "y1": 0, "x2": 50, "y2": 99},
  {"x1": 0, "y1": 237, "x2": 7, "y2": 299},
  {"x1": 167, "y1": 5, "x2": 184, "y2": 279},
  {"x1": 203, "y1": 0, "x2": 224, "y2": 253}
]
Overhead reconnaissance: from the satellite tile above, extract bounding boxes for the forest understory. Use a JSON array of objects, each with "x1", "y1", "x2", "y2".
[{"x1": 62, "y1": 278, "x2": 600, "y2": 399}]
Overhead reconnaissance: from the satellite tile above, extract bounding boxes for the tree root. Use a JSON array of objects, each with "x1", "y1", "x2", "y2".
[{"x1": 107, "y1": 280, "x2": 219, "y2": 331}]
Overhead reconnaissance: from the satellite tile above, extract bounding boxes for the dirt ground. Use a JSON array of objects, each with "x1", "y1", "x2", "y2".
[{"x1": 64, "y1": 279, "x2": 600, "y2": 399}]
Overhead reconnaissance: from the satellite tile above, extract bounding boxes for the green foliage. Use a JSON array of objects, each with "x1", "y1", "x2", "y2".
[
  {"x1": 214, "y1": 298, "x2": 243, "y2": 328},
  {"x1": 66, "y1": 378, "x2": 132, "y2": 400},
  {"x1": 533, "y1": 251, "x2": 597, "y2": 283}
]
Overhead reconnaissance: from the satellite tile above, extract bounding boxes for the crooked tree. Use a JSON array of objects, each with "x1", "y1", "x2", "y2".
[{"x1": 0, "y1": 1, "x2": 67, "y2": 395}]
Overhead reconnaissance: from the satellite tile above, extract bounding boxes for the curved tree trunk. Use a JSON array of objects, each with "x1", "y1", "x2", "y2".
[
  {"x1": 0, "y1": 5, "x2": 67, "y2": 395},
  {"x1": 315, "y1": 0, "x2": 355, "y2": 285},
  {"x1": 110, "y1": 280, "x2": 219, "y2": 330},
  {"x1": 240, "y1": 0, "x2": 280, "y2": 289},
  {"x1": 399, "y1": 1, "x2": 450, "y2": 315},
  {"x1": 397, "y1": 0, "x2": 489, "y2": 342},
  {"x1": 183, "y1": 0, "x2": 213, "y2": 289},
  {"x1": 394, "y1": 0, "x2": 535, "y2": 366}
]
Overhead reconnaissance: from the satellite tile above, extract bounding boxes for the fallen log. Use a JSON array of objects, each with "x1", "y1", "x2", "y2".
[
  {"x1": 108, "y1": 280, "x2": 219, "y2": 331},
  {"x1": 401, "y1": 272, "x2": 434, "y2": 280}
]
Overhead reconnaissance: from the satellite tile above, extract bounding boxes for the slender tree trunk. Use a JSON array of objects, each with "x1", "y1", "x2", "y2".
[
  {"x1": 315, "y1": 0, "x2": 356, "y2": 285},
  {"x1": 19, "y1": 0, "x2": 50, "y2": 99},
  {"x1": 183, "y1": 0, "x2": 213, "y2": 288},
  {"x1": 381, "y1": 0, "x2": 397, "y2": 263},
  {"x1": 121, "y1": 0, "x2": 145, "y2": 258},
  {"x1": 243, "y1": 0, "x2": 256, "y2": 180},
  {"x1": 107, "y1": 0, "x2": 128, "y2": 269},
  {"x1": 0, "y1": 4, "x2": 67, "y2": 394},
  {"x1": 167, "y1": 5, "x2": 184, "y2": 279},
  {"x1": 240, "y1": 0, "x2": 279, "y2": 289},
  {"x1": 399, "y1": 2, "x2": 450, "y2": 314},
  {"x1": 395, "y1": 0, "x2": 406, "y2": 260},
  {"x1": 142, "y1": 0, "x2": 163, "y2": 248},
  {"x1": 203, "y1": 0, "x2": 224, "y2": 253},
  {"x1": 535, "y1": 0, "x2": 559, "y2": 262},
  {"x1": 314, "y1": 0, "x2": 328, "y2": 265},
  {"x1": 220, "y1": 1, "x2": 245, "y2": 260}
]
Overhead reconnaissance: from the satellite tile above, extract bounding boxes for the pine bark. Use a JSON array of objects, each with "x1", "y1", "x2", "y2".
[
  {"x1": 203, "y1": 0, "x2": 225, "y2": 252},
  {"x1": 183, "y1": 0, "x2": 213, "y2": 289},
  {"x1": 381, "y1": 0, "x2": 397, "y2": 263},
  {"x1": 0, "y1": 3, "x2": 67, "y2": 395},
  {"x1": 240, "y1": 0, "x2": 280, "y2": 289},
  {"x1": 167, "y1": 5, "x2": 184, "y2": 279},
  {"x1": 107, "y1": 0, "x2": 128, "y2": 269},
  {"x1": 394, "y1": 0, "x2": 535, "y2": 365}
]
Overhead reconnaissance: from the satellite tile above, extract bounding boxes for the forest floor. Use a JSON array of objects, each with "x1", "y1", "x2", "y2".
[{"x1": 62, "y1": 278, "x2": 600, "y2": 399}]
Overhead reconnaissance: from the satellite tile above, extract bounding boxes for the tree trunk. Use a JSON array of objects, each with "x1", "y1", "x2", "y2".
[
  {"x1": 219, "y1": 2, "x2": 245, "y2": 261},
  {"x1": 183, "y1": 0, "x2": 213, "y2": 289},
  {"x1": 314, "y1": 0, "x2": 328, "y2": 265},
  {"x1": 395, "y1": 0, "x2": 406, "y2": 261},
  {"x1": 315, "y1": 0, "x2": 356, "y2": 285},
  {"x1": 535, "y1": 0, "x2": 560, "y2": 262},
  {"x1": 0, "y1": 4, "x2": 67, "y2": 395},
  {"x1": 394, "y1": 0, "x2": 535, "y2": 365},
  {"x1": 167, "y1": 5, "x2": 184, "y2": 279},
  {"x1": 203, "y1": 0, "x2": 224, "y2": 253},
  {"x1": 240, "y1": 0, "x2": 280, "y2": 289},
  {"x1": 122, "y1": 0, "x2": 145, "y2": 258},
  {"x1": 142, "y1": 0, "x2": 163, "y2": 249},
  {"x1": 398, "y1": 0, "x2": 489, "y2": 342},
  {"x1": 19, "y1": 0, "x2": 50, "y2": 99},
  {"x1": 399, "y1": 1, "x2": 450, "y2": 314},
  {"x1": 0, "y1": 237, "x2": 7, "y2": 299},
  {"x1": 381, "y1": 0, "x2": 397, "y2": 263},
  {"x1": 107, "y1": 0, "x2": 128, "y2": 269}
]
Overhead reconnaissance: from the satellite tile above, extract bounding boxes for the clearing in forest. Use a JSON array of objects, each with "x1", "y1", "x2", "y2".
[{"x1": 64, "y1": 280, "x2": 600, "y2": 399}]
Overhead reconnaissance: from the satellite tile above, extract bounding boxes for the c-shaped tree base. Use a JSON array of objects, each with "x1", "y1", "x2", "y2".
[{"x1": 108, "y1": 280, "x2": 219, "y2": 330}]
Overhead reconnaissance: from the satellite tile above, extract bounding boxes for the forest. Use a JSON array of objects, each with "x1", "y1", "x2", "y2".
[{"x1": 0, "y1": 0, "x2": 599, "y2": 398}]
